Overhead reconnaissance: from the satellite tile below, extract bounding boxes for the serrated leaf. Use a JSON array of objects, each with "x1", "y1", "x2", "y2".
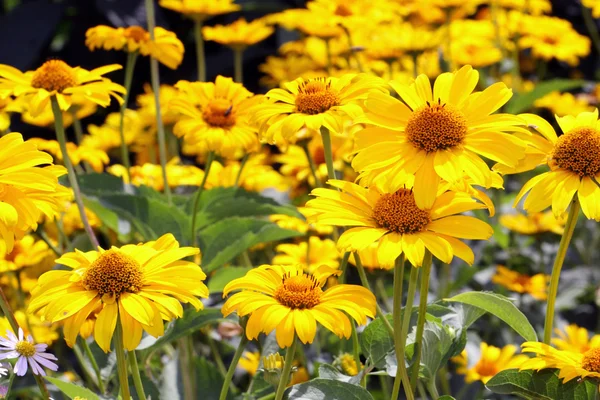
[
  {"x1": 486, "y1": 369, "x2": 597, "y2": 400},
  {"x1": 445, "y1": 291, "x2": 537, "y2": 341},
  {"x1": 318, "y1": 364, "x2": 362, "y2": 385},
  {"x1": 45, "y1": 376, "x2": 100, "y2": 400},
  {"x1": 208, "y1": 266, "x2": 253, "y2": 292},
  {"x1": 287, "y1": 378, "x2": 374, "y2": 400},
  {"x1": 198, "y1": 217, "x2": 303, "y2": 272},
  {"x1": 505, "y1": 79, "x2": 586, "y2": 114},
  {"x1": 360, "y1": 315, "x2": 394, "y2": 369}
]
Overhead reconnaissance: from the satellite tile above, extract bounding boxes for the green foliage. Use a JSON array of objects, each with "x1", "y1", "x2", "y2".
[
  {"x1": 487, "y1": 369, "x2": 598, "y2": 400},
  {"x1": 45, "y1": 376, "x2": 100, "y2": 400},
  {"x1": 287, "y1": 378, "x2": 375, "y2": 400},
  {"x1": 196, "y1": 357, "x2": 233, "y2": 400},
  {"x1": 360, "y1": 315, "x2": 394, "y2": 369},
  {"x1": 318, "y1": 364, "x2": 362, "y2": 385},
  {"x1": 208, "y1": 266, "x2": 253, "y2": 292},
  {"x1": 505, "y1": 79, "x2": 586, "y2": 114}
]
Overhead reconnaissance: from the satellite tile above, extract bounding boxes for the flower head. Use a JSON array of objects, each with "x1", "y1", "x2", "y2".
[
  {"x1": 29, "y1": 234, "x2": 208, "y2": 352},
  {"x1": 492, "y1": 266, "x2": 549, "y2": 300},
  {"x1": 159, "y1": 0, "x2": 240, "y2": 22},
  {"x1": 0, "y1": 61, "x2": 125, "y2": 117},
  {"x1": 520, "y1": 342, "x2": 600, "y2": 383},
  {"x1": 203, "y1": 18, "x2": 274, "y2": 50},
  {"x1": 222, "y1": 264, "x2": 376, "y2": 347},
  {"x1": 552, "y1": 324, "x2": 600, "y2": 354},
  {"x1": 500, "y1": 211, "x2": 565, "y2": 235},
  {"x1": 453, "y1": 342, "x2": 528, "y2": 384},
  {"x1": 0, "y1": 328, "x2": 58, "y2": 376},
  {"x1": 239, "y1": 351, "x2": 260, "y2": 376},
  {"x1": 273, "y1": 237, "x2": 340, "y2": 274}
]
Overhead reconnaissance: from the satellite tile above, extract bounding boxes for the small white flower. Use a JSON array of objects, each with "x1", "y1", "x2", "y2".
[
  {"x1": 0, "y1": 328, "x2": 58, "y2": 376},
  {"x1": 0, "y1": 363, "x2": 7, "y2": 377}
]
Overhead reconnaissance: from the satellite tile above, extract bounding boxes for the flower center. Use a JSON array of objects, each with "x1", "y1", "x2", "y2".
[
  {"x1": 82, "y1": 250, "x2": 144, "y2": 298},
  {"x1": 274, "y1": 272, "x2": 322, "y2": 309},
  {"x1": 475, "y1": 360, "x2": 498, "y2": 377},
  {"x1": 405, "y1": 101, "x2": 468, "y2": 153},
  {"x1": 295, "y1": 79, "x2": 340, "y2": 115},
  {"x1": 582, "y1": 348, "x2": 600, "y2": 373},
  {"x1": 15, "y1": 340, "x2": 36, "y2": 357},
  {"x1": 372, "y1": 189, "x2": 431, "y2": 234},
  {"x1": 123, "y1": 26, "x2": 149, "y2": 42},
  {"x1": 551, "y1": 127, "x2": 600, "y2": 177},
  {"x1": 335, "y1": 4, "x2": 353, "y2": 16},
  {"x1": 202, "y1": 98, "x2": 236, "y2": 128},
  {"x1": 31, "y1": 60, "x2": 78, "y2": 93}
]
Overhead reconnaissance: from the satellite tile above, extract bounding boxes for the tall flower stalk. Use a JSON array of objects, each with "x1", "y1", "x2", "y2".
[
  {"x1": 118, "y1": 50, "x2": 139, "y2": 182},
  {"x1": 194, "y1": 21, "x2": 207, "y2": 81}
]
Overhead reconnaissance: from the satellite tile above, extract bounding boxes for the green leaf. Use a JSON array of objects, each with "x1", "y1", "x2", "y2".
[
  {"x1": 505, "y1": 79, "x2": 586, "y2": 114},
  {"x1": 412, "y1": 321, "x2": 455, "y2": 382},
  {"x1": 191, "y1": 187, "x2": 301, "y2": 231},
  {"x1": 198, "y1": 217, "x2": 303, "y2": 272},
  {"x1": 196, "y1": 357, "x2": 234, "y2": 400},
  {"x1": 208, "y1": 266, "x2": 253, "y2": 292},
  {"x1": 137, "y1": 308, "x2": 228, "y2": 354},
  {"x1": 45, "y1": 376, "x2": 100, "y2": 400},
  {"x1": 438, "y1": 396, "x2": 456, "y2": 400},
  {"x1": 360, "y1": 315, "x2": 394, "y2": 369},
  {"x1": 287, "y1": 378, "x2": 374, "y2": 400},
  {"x1": 318, "y1": 364, "x2": 362, "y2": 385},
  {"x1": 445, "y1": 291, "x2": 537, "y2": 341},
  {"x1": 486, "y1": 369, "x2": 597, "y2": 400}
]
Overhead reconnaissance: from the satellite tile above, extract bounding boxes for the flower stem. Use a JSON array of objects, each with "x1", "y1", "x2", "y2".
[
  {"x1": 234, "y1": 48, "x2": 244, "y2": 83},
  {"x1": 118, "y1": 51, "x2": 138, "y2": 183},
  {"x1": 74, "y1": 343, "x2": 97, "y2": 390},
  {"x1": 543, "y1": 199, "x2": 580, "y2": 344},
  {"x1": 410, "y1": 250, "x2": 433, "y2": 392},
  {"x1": 35, "y1": 226, "x2": 61, "y2": 257},
  {"x1": 300, "y1": 140, "x2": 322, "y2": 188},
  {"x1": 319, "y1": 127, "x2": 336, "y2": 182},
  {"x1": 145, "y1": 0, "x2": 172, "y2": 203},
  {"x1": 325, "y1": 39, "x2": 333, "y2": 75},
  {"x1": 194, "y1": 20, "x2": 207, "y2": 81},
  {"x1": 50, "y1": 96, "x2": 99, "y2": 249},
  {"x1": 219, "y1": 336, "x2": 248, "y2": 400},
  {"x1": 234, "y1": 153, "x2": 249, "y2": 188},
  {"x1": 391, "y1": 255, "x2": 415, "y2": 400},
  {"x1": 191, "y1": 151, "x2": 215, "y2": 248},
  {"x1": 115, "y1": 318, "x2": 131, "y2": 400},
  {"x1": 411, "y1": 52, "x2": 419, "y2": 78},
  {"x1": 81, "y1": 337, "x2": 105, "y2": 393},
  {"x1": 444, "y1": 8, "x2": 454, "y2": 71},
  {"x1": 129, "y1": 350, "x2": 146, "y2": 400},
  {"x1": 350, "y1": 322, "x2": 363, "y2": 386},
  {"x1": 274, "y1": 338, "x2": 297, "y2": 400},
  {"x1": 582, "y1": 4, "x2": 600, "y2": 56},
  {"x1": 338, "y1": 252, "x2": 350, "y2": 284}
]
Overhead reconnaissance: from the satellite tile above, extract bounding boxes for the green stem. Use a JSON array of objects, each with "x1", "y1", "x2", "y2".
[
  {"x1": 118, "y1": 51, "x2": 138, "y2": 183},
  {"x1": 6, "y1": 371, "x2": 15, "y2": 398},
  {"x1": 207, "y1": 335, "x2": 229, "y2": 379},
  {"x1": 338, "y1": 252, "x2": 350, "y2": 284},
  {"x1": 325, "y1": 39, "x2": 333, "y2": 74},
  {"x1": 219, "y1": 336, "x2": 249, "y2": 400},
  {"x1": 350, "y1": 323, "x2": 362, "y2": 386},
  {"x1": 191, "y1": 151, "x2": 215, "y2": 248},
  {"x1": 300, "y1": 140, "x2": 322, "y2": 188},
  {"x1": 234, "y1": 153, "x2": 249, "y2": 188},
  {"x1": 427, "y1": 379, "x2": 440, "y2": 399},
  {"x1": 274, "y1": 338, "x2": 297, "y2": 400},
  {"x1": 354, "y1": 253, "x2": 394, "y2": 336},
  {"x1": 115, "y1": 318, "x2": 131, "y2": 400},
  {"x1": 380, "y1": 375, "x2": 391, "y2": 400},
  {"x1": 194, "y1": 20, "x2": 206, "y2": 81},
  {"x1": 342, "y1": 26, "x2": 363, "y2": 72},
  {"x1": 444, "y1": 8, "x2": 454, "y2": 71},
  {"x1": 391, "y1": 255, "x2": 415, "y2": 400},
  {"x1": 145, "y1": 0, "x2": 172, "y2": 203},
  {"x1": 82, "y1": 338, "x2": 105, "y2": 393},
  {"x1": 411, "y1": 52, "x2": 419, "y2": 78},
  {"x1": 582, "y1": 5, "x2": 600, "y2": 56},
  {"x1": 129, "y1": 350, "x2": 147, "y2": 400},
  {"x1": 35, "y1": 227, "x2": 61, "y2": 256},
  {"x1": 179, "y1": 337, "x2": 195, "y2": 400},
  {"x1": 70, "y1": 111, "x2": 92, "y2": 174},
  {"x1": 438, "y1": 366, "x2": 451, "y2": 396},
  {"x1": 410, "y1": 251, "x2": 433, "y2": 392},
  {"x1": 375, "y1": 277, "x2": 390, "y2": 313},
  {"x1": 233, "y1": 48, "x2": 244, "y2": 83},
  {"x1": 73, "y1": 343, "x2": 97, "y2": 391},
  {"x1": 543, "y1": 199, "x2": 580, "y2": 344},
  {"x1": 319, "y1": 127, "x2": 336, "y2": 182},
  {"x1": 50, "y1": 96, "x2": 99, "y2": 249}
]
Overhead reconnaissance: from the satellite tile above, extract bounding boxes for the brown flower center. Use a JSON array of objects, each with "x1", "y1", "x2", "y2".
[
  {"x1": 551, "y1": 127, "x2": 600, "y2": 177},
  {"x1": 475, "y1": 360, "x2": 498, "y2": 377},
  {"x1": 15, "y1": 341, "x2": 36, "y2": 357},
  {"x1": 406, "y1": 101, "x2": 468, "y2": 153},
  {"x1": 274, "y1": 272, "x2": 322, "y2": 309},
  {"x1": 203, "y1": 98, "x2": 236, "y2": 128},
  {"x1": 123, "y1": 26, "x2": 149, "y2": 42},
  {"x1": 31, "y1": 60, "x2": 78, "y2": 93},
  {"x1": 582, "y1": 348, "x2": 600, "y2": 373},
  {"x1": 82, "y1": 250, "x2": 143, "y2": 298},
  {"x1": 335, "y1": 4, "x2": 353, "y2": 16},
  {"x1": 295, "y1": 79, "x2": 340, "y2": 115},
  {"x1": 372, "y1": 189, "x2": 431, "y2": 234}
]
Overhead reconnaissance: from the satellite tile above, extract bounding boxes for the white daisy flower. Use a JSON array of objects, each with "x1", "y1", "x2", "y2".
[{"x1": 0, "y1": 328, "x2": 58, "y2": 376}]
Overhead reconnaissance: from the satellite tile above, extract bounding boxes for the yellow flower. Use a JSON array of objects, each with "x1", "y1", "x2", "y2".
[
  {"x1": 492, "y1": 266, "x2": 549, "y2": 300},
  {"x1": 349, "y1": 243, "x2": 390, "y2": 270},
  {"x1": 508, "y1": 111, "x2": 600, "y2": 220},
  {"x1": 583, "y1": 0, "x2": 600, "y2": 18},
  {"x1": 202, "y1": 18, "x2": 274, "y2": 50},
  {"x1": 0, "y1": 133, "x2": 66, "y2": 255},
  {"x1": 0, "y1": 96, "x2": 22, "y2": 131},
  {"x1": 138, "y1": 84, "x2": 180, "y2": 129},
  {"x1": 520, "y1": 342, "x2": 600, "y2": 382},
  {"x1": 498, "y1": 0, "x2": 551, "y2": 14},
  {"x1": 0, "y1": 311, "x2": 59, "y2": 345},
  {"x1": 448, "y1": 20, "x2": 503, "y2": 68},
  {"x1": 86, "y1": 25, "x2": 184, "y2": 69},
  {"x1": 29, "y1": 138, "x2": 109, "y2": 173},
  {"x1": 29, "y1": 234, "x2": 209, "y2": 352},
  {"x1": 353, "y1": 65, "x2": 526, "y2": 207},
  {"x1": 252, "y1": 74, "x2": 386, "y2": 146},
  {"x1": 0, "y1": 235, "x2": 53, "y2": 273},
  {"x1": 0, "y1": 60, "x2": 125, "y2": 117},
  {"x1": 519, "y1": 15, "x2": 590, "y2": 66},
  {"x1": 267, "y1": 9, "x2": 343, "y2": 39},
  {"x1": 337, "y1": 353, "x2": 362, "y2": 376},
  {"x1": 306, "y1": 0, "x2": 402, "y2": 30},
  {"x1": 222, "y1": 264, "x2": 376, "y2": 347},
  {"x1": 273, "y1": 237, "x2": 340, "y2": 274},
  {"x1": 20, "y1": 95, "x2": 98, "y2": 128},
  {"x1": 534, "y1": 91, "x2": 594, "y2": 117},
  {"x1": 108, "y1": 158, "x2": 205, "y2": 191},
  {"x1": 553, "y1": 324, "x2": 600, "y2": 354},
  {"x1": 259, "y1": 55, "x2": 325, "y2": 89},
  {"x1": 270, "y1": 207, "x2": 333, "y2": 236},
  {"x1": 239, "y1": 351, "x2": 260, "y2": 376},
  {"x1": 500, "y1": 211, "x2": 564, "y2": 235},
  {"x1": 170, "y1": 76, "x2": 260, "y2": 159},
  {"x1": 82, "y1": 110, "x2": 142, "y2": 152},
  {"x1": 203, "y1": 154, "x2": 290, "y2": 192},
  {"x1": 158, "y1": 0, "x2": 240, "y2": 22},
  {"x1": 306, "y1": 180, "x2": 493, "y2": 267},
  {"x1": 453, "y1": 342, "x2": 529, "y2": 384}
]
